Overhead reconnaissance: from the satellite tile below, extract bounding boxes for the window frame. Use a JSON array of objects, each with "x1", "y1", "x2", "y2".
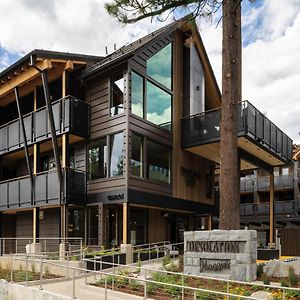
[{"x1": 110, "y1": 71, "x2": 125, "y2": 117}]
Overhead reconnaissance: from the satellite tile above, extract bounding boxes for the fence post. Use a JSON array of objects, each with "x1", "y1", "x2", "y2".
[
  {"x1": 25, "y1": 254, "x2": 29, "y2": 287},
  {"x1": 118, "y1": 254, "x2": 120, "y2": 272},
  {"x1": 283, "y1": 289, "x2": 285, "y2": 300},
  {"x1": 67, "y1": 252, "x2": 70, "y2": 279},
  {"x1": 148, "y1": 244, "x2": 151, "y2": 261},
  {"x1": 15, "y1": 239, "x2": 18, "y2": 254},
  {"x1": 3, "y1": 239, "x2": 5, "y2": 255},
  {"x1": 39, "y1": 257, "x2": 43, "y2": 290},
  {"x1": 144, "y1": 279, "x2": 147, "y2": 300},
  {"x1": 10, "y1": 256, "x2": 13, "y2": 282},
  {"x1": 182, "y1": 275, "x2": 184, "y2": 300},
  {"x1": 72, "y1": 269, "x2": 76, "y2": 299},
  {"x1": 226, "y1": 282, "x2": 229, "y2": 300},
  {"x1": 112, "y1": 255, "x2": 115, "y2": 291},
  {"x1": 94, "y1": 259, "x2": 96, "y2": 280},
  {"x1": 100, "y1": 257, "x2": 103, "y2": 281},
  {"x1": 105, "y1": 276, "x2": 108, "y2": 300},
  {"x1": 193, "y1": 290, "x2": 196, "y2": 300}
]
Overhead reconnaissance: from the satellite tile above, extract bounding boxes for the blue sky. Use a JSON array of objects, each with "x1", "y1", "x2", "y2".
[{"x1": 0, "y1": 0, "x2": 299, "y2": 143}]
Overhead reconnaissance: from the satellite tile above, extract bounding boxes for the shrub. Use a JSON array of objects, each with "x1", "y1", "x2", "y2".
[
  {"x1": 129, "y1": 279, "x2": 140, "y2": 291},
  {"x1": 31, "y1": 263, "x2": 36, "y2": 273},
  {"x1": 256, "y1": 264, "x2": 264, "y2": 278},
  {"x1": 262, "y1": 273, "x2": 270, "y2": 285},
  {"x1": 146, "y1": 282, "x2": 156, "y2": 295},
  {"x1": 162, "y1": 255, "x2": 171, "y2": 266},
  {"x1": 280, "y1": 278, "x2": 289, "y2": 287},
  {"x1": 288, "y1": 267, "x2": 298, "y2": 287},
  {"x1": 44, "y1": 265, "x2": 50, "y2": 277}
]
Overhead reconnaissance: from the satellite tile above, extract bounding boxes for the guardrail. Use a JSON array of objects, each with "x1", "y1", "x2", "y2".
[
  {"x1": 8, "y1": 252, "x2": 300, "y2": 300},
  {"x1": 0, "y1": 237, "x2": 83, "y2": 256}
]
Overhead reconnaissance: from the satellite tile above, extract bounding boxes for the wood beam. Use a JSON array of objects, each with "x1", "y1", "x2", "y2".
[
  {"x1": 123, "y1": 203, "x2": 128, "y2": 244},
  {"x1": 0, "y1": 59, "x2": 52, "y2": 98},
  {"x1": 269, "y1": 171, "x2": 275, "y2": 245}
]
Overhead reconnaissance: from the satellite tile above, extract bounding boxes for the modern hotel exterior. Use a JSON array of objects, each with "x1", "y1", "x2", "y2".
[{"x1": 0, "y1": 18, "x2": 293, "y2": 250}]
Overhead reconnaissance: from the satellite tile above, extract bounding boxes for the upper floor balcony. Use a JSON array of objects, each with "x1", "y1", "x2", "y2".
[
  {"x1": 240, "y1": 173, "x2": 295, "y2": 193},
  {"x1": 182, "y1": 101, "x2": 293, "y2": 170},
  {"x1": 0, "y1": 168, "x2": 86, "y2": 211},
  {"x1": 0, "y1": 96, "x2": 89, "y2": 156}
]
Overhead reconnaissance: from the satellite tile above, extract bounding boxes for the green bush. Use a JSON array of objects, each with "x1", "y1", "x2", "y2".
[
  {"x1": 162, "y1": 255, "x2": 171, "y2": 266},
  {"x1": 256, "y1": 263, "x2": 264, "y2": 278},
  {"x1": 280, "y1": 278, "x2": 289, "y2": 287},
  {"x1": 146, "y1": 282, "x2": 156, "y2": 295},
  {"x1": 31, "y1": 263, "x2": 36, "y2": 273},
  {"x1": 286, "y1": 290, "x2": 300, "y2": 298},
  {"x1": 262, "y1": 273, "x2": 270, "y2": 285},
  {"x1": 129, "y1": 279, "x2": 140, "y2": 291},
  {"x1": 288, "y1": 267, "x2": 298, "y2": 287}
]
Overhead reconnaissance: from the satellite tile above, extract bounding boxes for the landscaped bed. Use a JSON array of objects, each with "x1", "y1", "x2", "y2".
[{"x1": 89, "y1": 256, "x2": 300, "y2": 300}]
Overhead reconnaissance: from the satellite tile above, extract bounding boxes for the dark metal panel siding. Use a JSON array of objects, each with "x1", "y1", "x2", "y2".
[
  {"x1": 279, "y1": 228, "x2": 300, "y2": 256},
  {"x1": 16, "y1": 211, "x2": 33, "y2": 250},
  {"x1": 40, "y1": 208, "x2": 60, "y2": 238},
  {"x1": 73, "y1": 142, "x2": 86, "y2": 171}
]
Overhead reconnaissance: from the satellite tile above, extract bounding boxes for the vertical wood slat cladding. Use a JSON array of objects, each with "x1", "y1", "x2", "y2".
[
  {"x1": 148, "y1": 209, "x2": 167, "y2": 243},
  {"x1": 279, "y1": 228, "x2": 300, "y2": 256},
  {"x1": 39, "y1": 208, "x2": 60, "y2": 238},
  {"x1": 172, "y1": 31, "x2": 214, "y2": 205},
  {"x1": 16, "y1": 211, "x2": 33, "y2": 250}
]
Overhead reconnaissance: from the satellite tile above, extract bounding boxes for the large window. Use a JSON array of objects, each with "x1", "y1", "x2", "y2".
[
  {"x1": 110, "y1": 132, "x2": 124, "y2": 177},
  {"x1": 131, "y1": 43, "x2": 173, "y2": 130},
  {"x1": 147, "y1": 43, "x2": 172, "y2": 89},
  {"x1": 147, "y1": 140, "x2": 171, "y2": 184},
  {"x1": 131, "y1": 133, "x2": 143, "y2": 177},
  {"x1": 131, "y1": 72, "x2": 144, "y2": 118},
  {"x1": 89, "y1": 133, "x2": 124, "y2": 180},
  {"x1": 146, "y1": 81, "x2": 172, "y2": 129},
  {"x1": 111, "y1": 73, "x2": 124, "y2": 116},
  {"x1": 89, "y1": 138, "x2": 107, "y2": 180}
]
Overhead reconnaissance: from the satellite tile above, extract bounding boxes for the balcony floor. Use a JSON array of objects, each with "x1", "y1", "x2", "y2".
[{"x1": 187, "y1": 136, "x2": 286, "y2": 171}]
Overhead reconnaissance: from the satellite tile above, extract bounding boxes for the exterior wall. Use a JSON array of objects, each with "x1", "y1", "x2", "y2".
[{"x1": 148, "y1": 209, "x2": 168, "y2": 243}]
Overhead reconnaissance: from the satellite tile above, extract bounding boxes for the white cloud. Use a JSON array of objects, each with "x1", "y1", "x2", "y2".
[
  {"x1": 0, "y1": 0, "x2": 164, "y2": 56},
  {"x1": 200, "y1": 0, "x2": 300, "y2": 143},
  {"x1": 0, "y1": 0, "x2": 299, "y2": 144},
  {"x1": 0, "y1": 51, "x2": 10, "y2": 71}
]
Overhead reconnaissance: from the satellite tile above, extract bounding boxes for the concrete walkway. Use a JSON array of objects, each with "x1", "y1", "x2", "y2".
[{"x1": 32, "y1": 275, "x2": 143, "y2": 300}]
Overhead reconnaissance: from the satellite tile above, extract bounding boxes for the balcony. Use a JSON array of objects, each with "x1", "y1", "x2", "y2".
[
  {"x1": 0, "y1": 168, "x2": 86, "y2": 210},
  {"x1": 240, "y1": 200, "x2": 295, "y2": 217},
  {"x1": 182, "y1": 101, "x2": 293, "y2": 169},
  {"x1": 240, "y1": 173, "x2": 294, "y2": 193},
  {"x1": 0, "y1": 96, "x2": 89, "y2": 156}
]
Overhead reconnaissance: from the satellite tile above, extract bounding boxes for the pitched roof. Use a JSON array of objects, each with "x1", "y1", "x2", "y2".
[
  {"x1": 82, "y1": 18, "x2": 186, "y2": 80},
  {"x1": 0, "y1": 49, "x2": 103, "y2": 83}
]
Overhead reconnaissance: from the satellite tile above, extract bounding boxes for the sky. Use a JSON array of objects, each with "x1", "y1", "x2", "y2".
[{"x1": 0, "y1": 0, "x2": 299, "y2": 143}]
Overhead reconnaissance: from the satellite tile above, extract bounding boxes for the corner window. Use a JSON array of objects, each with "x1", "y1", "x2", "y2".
[
  {"x1": 131, "y1": 133, "x2": 143, "y2": 177},
  {"x1": 110, "y1": 132, "x2": 124, "y2": 177},
  {"x1": 147, "y1": 139, "x2": 171, "y2": 184},
  {"x1": 89, "y1": 138, "x2": 107, "y2": 180},
  {"x1": 111, "y1": 73, "x2": 124, "y2": 116}
]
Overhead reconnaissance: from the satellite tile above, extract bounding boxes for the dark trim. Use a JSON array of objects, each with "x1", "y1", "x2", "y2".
[
  {"x1": 128, "y1": 189, "x2": 216, "y2": 214},
  {"x1": 14, "y1": 87, "x2": 34, "y2": 205},
  {"x1": 87, "y1": 189, "x2": 128, "y2": 205}
]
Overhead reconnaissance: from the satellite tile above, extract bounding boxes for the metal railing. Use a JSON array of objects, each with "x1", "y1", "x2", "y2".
[
  {"x1": 0, "y1": 237, "x2": 83, "y2": 257},
  {"x1": 8, "y1": 252, "x2": 300, "y2": 300},
  {"x1": 0, "y1": 168, "x2": 87, "y2": 209},
  {"x1": 182, "y1": 101, "x2": 293, "y2": 163},
  {"x1": 0, "y1": 95, "x2": 89, "y2": 156}
]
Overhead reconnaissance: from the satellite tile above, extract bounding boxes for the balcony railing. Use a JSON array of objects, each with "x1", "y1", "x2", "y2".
[
  {"x1": 182, "y1": 101, "x2": 293, "y2": 163},
  {"x1": 240, "y1": 200, "x2": 295, "y2": 217},
  {"x1": 240, "y1": 174, "x2": 294, "y2": 192},
  {"x1": 0, "y1": 96, "x2": 89, "y2": 155},
  {"x1": 0, "y1": 168, "x2": 86, "y2": 210}
]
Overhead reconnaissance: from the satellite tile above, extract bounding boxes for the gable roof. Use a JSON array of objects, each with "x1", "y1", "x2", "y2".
[{"x1": 81, "y1": 18, "x2": 186, "y2": 80}]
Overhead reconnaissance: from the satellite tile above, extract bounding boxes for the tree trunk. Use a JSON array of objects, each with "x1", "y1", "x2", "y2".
[{"x1": 219, "y1": 0, "x2": 242, "y2": 229}]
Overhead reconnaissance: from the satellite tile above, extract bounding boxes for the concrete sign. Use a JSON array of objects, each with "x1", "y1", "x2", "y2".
[{"x1": 184, "y1": 230, "x2": 257, "y2": 282}]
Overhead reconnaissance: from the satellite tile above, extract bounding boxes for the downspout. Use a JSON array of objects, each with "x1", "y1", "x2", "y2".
[{"x1": 14, "y1": 87, "x2": 35, "y2": 205}]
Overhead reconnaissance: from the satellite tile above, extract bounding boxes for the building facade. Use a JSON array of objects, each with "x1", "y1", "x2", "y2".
[{"x1": 0, "y1": 18, "x2": 293, "y2": 249}]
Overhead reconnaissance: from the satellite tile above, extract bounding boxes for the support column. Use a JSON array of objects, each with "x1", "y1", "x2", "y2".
[
  {"x1": 98, "y1": 203, "x2": 105, "y2": 246},
  {"x1": 207, "y1": 214, "x2": 212, "y2": 230},
  {"x1": 294, "y1": 161, "x2": 299, "y2": 214},
  {"x1": 269, "y1": 169, "x2": 275, "y2": 248},
  {"x1": 122, "y1": 203, "x2": 128, "y2": 244}
]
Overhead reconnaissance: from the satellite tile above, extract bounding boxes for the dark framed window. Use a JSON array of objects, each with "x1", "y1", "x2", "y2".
[
  {"x1": 110, "y1": 73, "x2": 124, "y2": 116},
  {"x1": 109, "y1": 132, "x2": 124, "y2": 177},
  {"x1": 131, "y1": 43, "x2": 173, "y2": 131},
  {"x1": 131, "y1": 133, "x2": 143, "y2": 177},
  {"x1": 88, "y1": 138, "x2": 107, "y2": 180}
]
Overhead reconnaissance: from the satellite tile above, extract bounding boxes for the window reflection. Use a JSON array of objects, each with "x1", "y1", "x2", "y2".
[
  {"x1": 111, "y1": 74, "x2": 124, "y2": 116},
  {"x1": 131, "y1": 72, "x2": 144, "y2": 118},
  {"x1": 131, "y1": 133, "x2": 143, "y2": 177},
  {"x1": 147, "y1": 43, "x2": 172, "y2": 89},
  {"x1": 89, "y1": 138, "x2": 107, "y2": 180},
  {"x1": 147, "y1": 81, "x2": 172, "y2": 130},
  {"x1": 147, "y1": 140, "x2": 171, "y2": 184},
  {"x1": 110, "y1": 132, "x2": 124, "y2": 176}
]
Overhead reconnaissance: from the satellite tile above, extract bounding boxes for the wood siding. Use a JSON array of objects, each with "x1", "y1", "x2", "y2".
[{"x1": 148, "y1": 209, "x2": 168, "y2": 243}]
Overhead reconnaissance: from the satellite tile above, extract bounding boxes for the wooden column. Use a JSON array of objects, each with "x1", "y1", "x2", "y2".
[
  {"x1": 98, "y1": 203, "x2": 105, "y2": 246},
  {"x1": 122, "y1": 203, "x2": 128, "y2": 244},
  {"x1": 269, "y1": 170, "x2": 275, "y2": 245},
  {"x1": 207, "y1": 214, "x2": 212, "y2": 230}
]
